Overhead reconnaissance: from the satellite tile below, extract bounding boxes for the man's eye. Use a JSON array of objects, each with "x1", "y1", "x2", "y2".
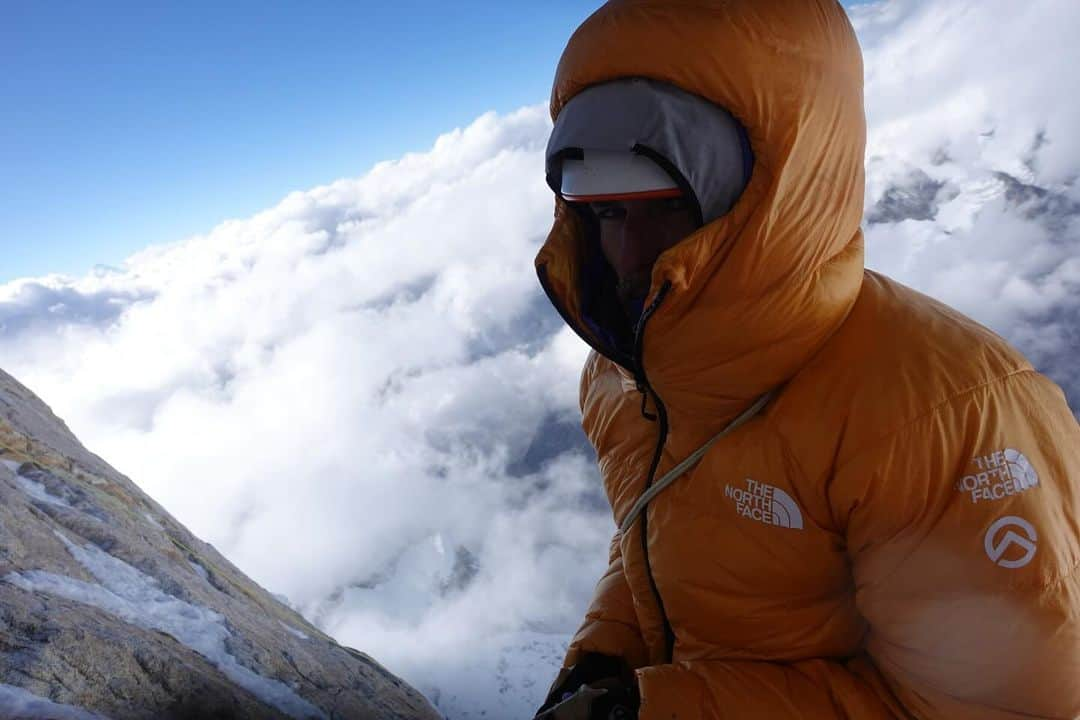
[{"x1": 594, "y1": 206, "x2": 625, "y2": 220}]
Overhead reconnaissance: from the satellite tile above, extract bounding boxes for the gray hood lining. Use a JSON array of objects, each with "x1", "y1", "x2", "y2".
[{"x1": 546, "y1": 77, "x2": 753, "y2": 225}]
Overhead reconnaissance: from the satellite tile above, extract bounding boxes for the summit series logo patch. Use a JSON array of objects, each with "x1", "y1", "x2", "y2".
[
  {"x1": 725, "y1": 478, "x2": 804, "y2": 530},
  {"x1": 984, "y1": 516, "x2": 1038, "y2": 569}
]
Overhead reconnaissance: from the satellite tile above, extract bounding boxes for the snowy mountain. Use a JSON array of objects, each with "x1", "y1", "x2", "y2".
[{"x1": 0, "y1": 0, "x2": 1076, "y2": 718}]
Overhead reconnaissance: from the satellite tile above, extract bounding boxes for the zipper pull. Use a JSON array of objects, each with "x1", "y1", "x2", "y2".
[
  {"x1": 638, "y1": 384, "x2": 657, "y2": 422},
  {"x1": 631, "y1": 280, "x2": 672, "y2": 423}
]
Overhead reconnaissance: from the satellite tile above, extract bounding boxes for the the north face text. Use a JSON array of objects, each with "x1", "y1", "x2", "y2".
[{"x1": 724, "y1": 478, "x2": 804, "y2": 530}]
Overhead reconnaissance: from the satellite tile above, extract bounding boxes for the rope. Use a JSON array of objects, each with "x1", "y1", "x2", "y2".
[{"x1": 619, "y1": 388, "x2": 778, "y2": 535}]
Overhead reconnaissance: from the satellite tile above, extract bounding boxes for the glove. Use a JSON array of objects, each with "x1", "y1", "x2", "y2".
[
  {"x1": 534, "y1": 653, "x2": 640, "y2": 720},
  {"x1": 533, "y1": 684, "x2": 608, "y2": 720},
  {"x1": 587, "y1": 677, "x2": 635, "y2": 720},
  {"x1": 533, "y1": 679, "x2": 639, "y2": 720},
  {"x1": 585, "y1": 675, "x2": 640, "y2": 720}
]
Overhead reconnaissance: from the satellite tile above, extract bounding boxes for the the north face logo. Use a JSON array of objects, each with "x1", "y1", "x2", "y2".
[
  {"x1": 724, "y1": 478, "x2": 804, "y2": 530},
  {"x1": 955, "y1": 448, "x2": 1040, "y2": 504}
]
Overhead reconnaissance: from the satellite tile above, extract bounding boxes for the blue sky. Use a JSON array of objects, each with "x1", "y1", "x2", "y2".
[
  {"x1": 2, "y1": 1, "x2": 871, "y2": 285},
  {"x1": 1, "y1": 1, "x2": 600, "y2": 283}
]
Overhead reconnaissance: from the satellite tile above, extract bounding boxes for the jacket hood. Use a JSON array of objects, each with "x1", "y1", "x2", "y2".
[{"x1": 535, "y1": 0, "x2": 867, "y2": 431}]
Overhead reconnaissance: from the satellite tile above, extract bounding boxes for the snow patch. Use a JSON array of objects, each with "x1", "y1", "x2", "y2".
[
  {"x1": 279, "y1": 620, "x2": 310, "y2": 641},
  {"x1": 14, "y1": 473, "x2": 76, "y2": 509},
  {"x1": 0, "y1": 682, "x2": 112, "y2": 720},
  {"x1": 1, "y1": 459, "x2": 103, "y2": 522},
  {"x1": 143, "y1": 512, "x2": 163, "y2": 529},
  {"x1": 189, "y1": 559, "x2": 210, "y2": 581},
  {"x1": 4, "y1": 532, "x2": 326, "y2": 720},
  {"x1": 2, "y1": 458, "x2": 75, "y2": 509}
]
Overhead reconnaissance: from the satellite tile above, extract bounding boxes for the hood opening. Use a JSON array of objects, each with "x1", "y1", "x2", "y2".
[{"x1": 565, "y1": 145, "x2": 704, "y2": 367}]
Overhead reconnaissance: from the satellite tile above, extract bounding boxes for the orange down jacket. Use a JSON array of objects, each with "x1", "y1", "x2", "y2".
[{"x1": 533, "y1": 1, "x2": 1080, "y2": 718}]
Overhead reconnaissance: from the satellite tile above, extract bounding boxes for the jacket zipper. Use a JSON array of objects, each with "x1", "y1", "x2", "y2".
[{"x1": 632, "y1": 280, "x2": 676, "y2": 662}]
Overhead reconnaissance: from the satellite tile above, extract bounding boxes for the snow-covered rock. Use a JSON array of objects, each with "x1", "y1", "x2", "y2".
[{"x1": 0, "y1": 367, "x2": 441, "y2": 720}]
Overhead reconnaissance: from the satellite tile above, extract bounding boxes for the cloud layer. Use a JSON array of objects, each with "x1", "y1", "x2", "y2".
[
  {"x1": 2, "y1": 0, "x2": 1078, "y2": 716},
  {"x1": 1, "y1": 106, "x2": 604, "y2": 717}
]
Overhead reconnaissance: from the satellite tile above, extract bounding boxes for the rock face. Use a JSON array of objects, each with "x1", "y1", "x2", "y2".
[{"x1": 0, "y1": 368, "x2": 442, "y2": 720}]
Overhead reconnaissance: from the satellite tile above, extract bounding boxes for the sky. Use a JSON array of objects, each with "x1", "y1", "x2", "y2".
[
  {"x1": 0, "y1": 0, "x2": 597, "y2": 282},
  {"x1": 1, "y1": 0, "x2": 1079, "y2": 718}
]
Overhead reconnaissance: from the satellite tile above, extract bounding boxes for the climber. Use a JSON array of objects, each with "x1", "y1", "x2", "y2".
[{"x1": 531, "y1": 1, "x2": 1080, "y2": 719}]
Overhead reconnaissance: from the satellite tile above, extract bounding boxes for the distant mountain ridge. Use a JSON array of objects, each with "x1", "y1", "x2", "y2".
[{"x1": 0, "y1": 367, "x2": 441, "y2": 720}]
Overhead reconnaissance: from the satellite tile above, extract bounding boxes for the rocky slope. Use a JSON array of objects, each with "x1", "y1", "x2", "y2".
[{"x1": 0, "y1": 367, "x2": 442, "y2": 720}]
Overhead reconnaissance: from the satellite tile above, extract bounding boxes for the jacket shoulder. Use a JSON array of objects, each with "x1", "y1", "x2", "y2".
[{"x1": 773, "y1": 270, "x2": 1036, "y2": 474}]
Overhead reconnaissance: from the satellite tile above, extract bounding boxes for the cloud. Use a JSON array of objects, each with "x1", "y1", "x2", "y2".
[
  {"x1": 0, "y1": 274, "x2": 155, "y2": 336},
  {"x1": 1, "y1": 1, "x2": 1077, "y2": 716}
]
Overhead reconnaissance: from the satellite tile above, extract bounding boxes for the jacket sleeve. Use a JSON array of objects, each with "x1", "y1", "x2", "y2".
[
  {"x1": 635, "y1": 369, "x2": 1080, "y2": 720},
  {"x1": 561, "y1": 529, "x2": 650, "y2": 672},
  {"x1": 539, "y1": 352, "x2": 652, "y2": 711},
  {"x1": 536, "y1": 530, "x2": 651, "y2": 714}
]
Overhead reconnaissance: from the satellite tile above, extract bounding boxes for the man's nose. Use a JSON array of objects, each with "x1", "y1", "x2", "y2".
[{"x1": 614, "y1": 213, "x2": 661, "y2": 273}]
